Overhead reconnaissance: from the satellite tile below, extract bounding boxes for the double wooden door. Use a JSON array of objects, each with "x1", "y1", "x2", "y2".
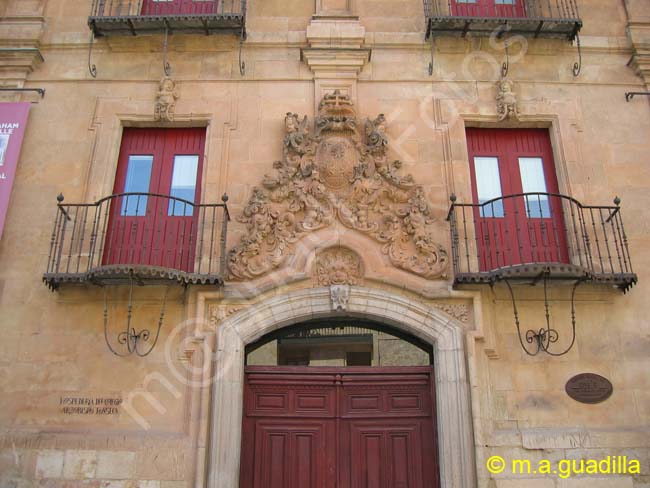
[{"x1": 240, "y1": 367, "x2": 439, "y2": 488}]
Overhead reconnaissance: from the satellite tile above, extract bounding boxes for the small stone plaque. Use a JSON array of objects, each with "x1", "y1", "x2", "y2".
[{"x1": 565, "y1": 373, "x2": 613, "y2": 404}]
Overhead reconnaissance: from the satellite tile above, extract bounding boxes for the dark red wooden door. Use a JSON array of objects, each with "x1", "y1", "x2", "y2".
[
  {"x1": 140, "y1": 0, "x2": 220, "y2": 15},
  {"x1": 451, "y1": 0, "x2": 526, "y2": 18},
  {"x1": 467, "y1": 128, "x2": 569, "y2": 271},
  {"x1": 241, "y1": 367, "x2": 439, "y2": 488},
  {"x1": 104, "y1": 127, "x2": 205, "y2": 271}
]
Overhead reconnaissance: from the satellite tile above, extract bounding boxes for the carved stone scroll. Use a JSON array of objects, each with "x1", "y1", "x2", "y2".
[{"x1": 228, "y1": 91, "x2": 448, "y2": 281}]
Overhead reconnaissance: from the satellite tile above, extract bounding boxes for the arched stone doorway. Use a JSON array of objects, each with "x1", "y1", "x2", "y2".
[{"x1": 207, "y1": 286, "x2": 476, "y2": 488}]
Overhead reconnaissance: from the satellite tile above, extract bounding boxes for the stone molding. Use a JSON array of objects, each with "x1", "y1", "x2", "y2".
[{"x1": 206, "y1": 286, "x2": 476, "y2": 488}]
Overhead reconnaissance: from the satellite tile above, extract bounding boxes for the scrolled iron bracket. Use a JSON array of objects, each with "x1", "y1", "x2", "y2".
[
  {"x1": 88, "y1": 31, "x2": 97, "y2": 78},
  {"x1": 163, "y1": 27, "x2": 172, "y2": 76},
  {"x1": 502, "y1": 35, "x2": 510, "y2": 78},
  {"x1": 505, "y1": 268, "x2": 585, "y2": 357},
  {"x1": 103, "y1": 272, "x2": 169, "y2": 358},
  {"x1": 238, "y1": 27, "x2": 246, "y2": 76},
  {"x1": 572, "y1": 32, "x2": 582, "y2": 77},
  {"x1": 428, "y1": 36, "x2": 436, "y2": 76}
]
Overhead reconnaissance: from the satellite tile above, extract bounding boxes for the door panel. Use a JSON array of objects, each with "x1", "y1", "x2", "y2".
[
  {"x1": 467, "y1": 128, "x2": 568, "y2": 271},
  {"x1": 104, "y1": 127, "x2": 205, "y2": 271},
  {"x1": 141, "y1": 0, "x2": 220, "y2": 15},
  {"x1": 241, "y1": 367, "x2": 439, "y2": 488},
  {"x1": 451, "y1": 0, "x2": 526, "y2": 18}
]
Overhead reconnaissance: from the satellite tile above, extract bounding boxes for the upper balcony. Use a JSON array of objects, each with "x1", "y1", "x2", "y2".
[
  {"x1": 424, "y1": 0, "x2": 581, "y2": 40},
  {"x1": 89, "y1": 0, "x2": 246, "y2": 37},
  {"x1": 43, "y1": 193, "x2": 230, "y2": 289},
  {"x1": 447, "y1": 193, "x2": 637, "y2": 292}
]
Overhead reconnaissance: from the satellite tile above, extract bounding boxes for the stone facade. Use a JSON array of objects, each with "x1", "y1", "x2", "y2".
[{"x1": 0, "y1": 0, "x2": 649, "y2": 487}]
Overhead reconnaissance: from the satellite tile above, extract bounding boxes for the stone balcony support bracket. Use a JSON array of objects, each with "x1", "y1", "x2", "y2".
[{"x1": 302, "y1": 17, "x2": 370, "y2": 80}]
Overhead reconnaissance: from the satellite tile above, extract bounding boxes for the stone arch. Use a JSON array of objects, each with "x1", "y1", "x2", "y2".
[{"x1": 207, "y1": 286, "x2": 476, "y2": 488}]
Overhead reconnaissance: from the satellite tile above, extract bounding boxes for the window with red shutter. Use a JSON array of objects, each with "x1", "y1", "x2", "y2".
[
  {"x1": 104, "y1": 127, "x2": 206, "y2": 271},
  {"x1": 451, "y1": 0, "x2": 526, "y2": 18},
  {"x1": 465, "y1": 128, "x2": 569, "y2": 271}
]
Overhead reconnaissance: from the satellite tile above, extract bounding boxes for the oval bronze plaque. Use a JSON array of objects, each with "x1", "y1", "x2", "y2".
[{"x1": 565, "y1": 373, "x2": 613, "y2": 404}]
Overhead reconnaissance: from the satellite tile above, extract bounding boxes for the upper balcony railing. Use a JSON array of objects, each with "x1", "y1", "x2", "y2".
[
  {"x1": 43, "y1": 193, "x2": 230, "y2": 290},
  {"x1": 424, "y1": 0, "x2": 581, "y2": 40},
  {"x1": 89, "y1": 0, "x2": 246, "y2": 37},
  {"x1": 447, "y1": 193, "x2": 637, "y2": 292}
]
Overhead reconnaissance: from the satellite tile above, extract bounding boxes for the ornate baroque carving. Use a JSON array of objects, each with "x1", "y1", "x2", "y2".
[
  {"x1": 433, "y1": 303, "x2": 470, "y2": 324},
  {"x1": 228, "y1": 90, "x2": 448, "y2": 281},
  {"x1": 313, "y1": 247, "x2": 363, "y2": 286},
  {"x1": 497, "y1": 78, "x2": 519, "y2": 122},
  {"x1": 154, "y1": 76, "x2": 179, "y2": 122},
  {"x1": 209, "y1": 305, "x2": 244, "y2": 327}
]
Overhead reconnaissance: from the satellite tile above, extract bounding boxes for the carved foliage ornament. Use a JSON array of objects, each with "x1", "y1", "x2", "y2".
[{"x1": 228, "y1": 90, "x2": 448, "y2": 281}]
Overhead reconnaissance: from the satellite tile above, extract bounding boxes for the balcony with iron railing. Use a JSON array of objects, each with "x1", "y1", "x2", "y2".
[
  {"x1": 424, "y1": 0, "x2": 581, "y2": 40},
  {"x1": 447, "y1": 193, "x2": 637, "y2": 292},
  {"x1": 89, "y1": 0, "x2": 246, "y2": 37},
  {"x1": 43, "y1": 193, "x2": 230, "y2": 290}
]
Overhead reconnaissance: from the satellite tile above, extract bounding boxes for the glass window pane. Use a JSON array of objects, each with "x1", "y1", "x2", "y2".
[
  {"x1": 519, "y1": 157, "x2": 551, "y2": 218},
  {"x1": 474, "y1": 157, "x2": 504, "y2": 218},
  {"x1": 495, "y1": 0, "x2": 515, "y2": 4},
  {"x1": 168, "y1": 155, "x2": 199, "y2": 216},
  {"x1": 121, "y1": 155, "x2": 153, "y2": 216}
]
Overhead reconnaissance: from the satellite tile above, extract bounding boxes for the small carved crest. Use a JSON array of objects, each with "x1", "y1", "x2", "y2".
[
  {"x1": 154, "y1": 76, "x2": 179, "y2": 122},
  {"x1": 330, "y1": 285, "x2": 350, "y2": 311},
  {"x1": 227, "y1": 91, "x2": 448, "y2": 281},
  {"x1": 496, "y1": 78, "x2": 518, "y2": 122}
]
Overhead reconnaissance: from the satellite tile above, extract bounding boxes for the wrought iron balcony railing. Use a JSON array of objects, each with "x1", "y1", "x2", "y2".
[
  {"x1": 447, "y1": 193, "x2": 637, "y2": 291},
  {"x1": 424, "y1": 0, "x2": 581, "y2": 40},
  {"x1": 89, "y1": 0, "x2": 246, "y2": 37},
  {"x1": 43, "y1": 193, "x2": 230, "y2": 290}
]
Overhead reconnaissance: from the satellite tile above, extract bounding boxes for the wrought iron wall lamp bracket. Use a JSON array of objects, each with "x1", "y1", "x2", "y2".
[
  {"x1": 162, "y1": 26, "x2": 172, "y2": 76},
  {"x1": 239, "y1": 26, "x2": 246, "y2": 76},
  {"x1": 573, "y1": 32, "x2": 582, "y2": 77},
  {"x1": 88, "y1": 31, "x2": 97, "y2": 78},
  {"x1": 625, "y1": 92, "x2": 650, "y2": 102}
]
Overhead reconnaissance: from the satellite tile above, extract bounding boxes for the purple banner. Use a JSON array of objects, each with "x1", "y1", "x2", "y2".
[{"x1": 0, "y1": 102, "x2": 30, "y2": 240}]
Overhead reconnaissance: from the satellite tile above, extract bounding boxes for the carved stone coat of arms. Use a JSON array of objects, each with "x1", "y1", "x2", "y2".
[{"x1": 227, "y1": 91, "x2": 448, "y2": 281}]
